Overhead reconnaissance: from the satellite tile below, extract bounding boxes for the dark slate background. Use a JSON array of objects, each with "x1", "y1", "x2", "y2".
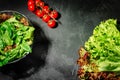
[{"x1": 0, "y1": 0, "x2": 120, "y2": 80}]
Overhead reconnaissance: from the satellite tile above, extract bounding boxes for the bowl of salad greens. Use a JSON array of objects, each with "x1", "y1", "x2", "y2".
[{"x1": 0, "y1": 10, "x2": 35, "y2": 67}]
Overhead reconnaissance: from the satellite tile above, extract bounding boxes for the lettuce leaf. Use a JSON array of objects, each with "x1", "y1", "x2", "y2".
[{"x1": 85, "y1": 19, "x2": 120, "y2": 71}]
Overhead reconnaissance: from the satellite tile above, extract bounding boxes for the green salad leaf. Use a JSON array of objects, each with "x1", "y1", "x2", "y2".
[
  {"x1": 85, "y1": 19, "x2": 120, "y2": 71},
  {"x1": 0, "y1": 15, "x2": 35, "y2": 66}
]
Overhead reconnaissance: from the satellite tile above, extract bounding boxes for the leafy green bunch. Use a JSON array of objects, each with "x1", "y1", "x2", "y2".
[
  {"x1": 0, "y1": 15, "x2": 35, "y2": 66},
  {"x1": 85, "y1": 19, "x2": 120, "y2": 71}
]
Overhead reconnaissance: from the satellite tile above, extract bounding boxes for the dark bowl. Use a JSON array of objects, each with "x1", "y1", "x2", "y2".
[{"x1": 0, "y1": 10, "x2": 34, "y2": 65}]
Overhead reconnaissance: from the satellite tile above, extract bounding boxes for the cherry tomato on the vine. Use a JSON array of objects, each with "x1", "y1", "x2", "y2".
[
  {"x1": 28, "y1": 4, "x2": 35, "y2": 12},
  {"x1": 39, "y1": 1, "x2": 44, "y2": 8},
  {"x1": 35, "y1": 9, "x2": 45, "y2": 18},
  {"x1": 35, "y1": 0, "x2": 41, "y2": 4},
  {"x1": 42, "y1": 14, "x2": 51, "y2": 22},
  {"x1": 35, "y1": 0, "x2": 41, "y2": 6},
  {"x1": 47, "y1": 19, "x2": 56, "y2": 28},
  {"x1": 27, "y1": 0, "x2": 60, "y2": 28},
  {"x1": 27, "y1": 0, "x2": 34, "y2": 6},
  {"x1": 50, "y1": 10, "x2": 58, "y2": 19},
  {"x1": 43, "y1": 6, "x2": 50, "y2": 13}
]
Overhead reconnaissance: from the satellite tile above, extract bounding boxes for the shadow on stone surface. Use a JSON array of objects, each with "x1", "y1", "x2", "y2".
[{"x1": 0, "y1": 21, "x2": 51, "y2": 80}]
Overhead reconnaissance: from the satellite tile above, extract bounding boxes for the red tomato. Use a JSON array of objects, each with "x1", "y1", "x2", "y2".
[
  {"x1": 43, "y1": 6, "x2": 50, "y2": 13},
  {"x1": 28, "y1": 4, "x2": 35, "y2": 12},
  {"x1": 27, "y1": 0, "x2": 34, "y2": 6},
  {"x1": 47, "y1": 19, "x2": 56, "y2": 28},
  {"x1": 42, "y1": 14, "x2": 51, "y2": 22},
  {"x1": 35, "y1": 9, "x2": 45, "y2": 18},
  {"x1": 35, "y1": 0, "x2": 41, "y2": 6},
  {"x1": 39, "y1": 1, "x2": 44, "y2": 8},
  {"x1": 35, "y1": 0, "x2": 41, "y2": 4},
  {"x1": 50, "y1": 10, "x2": 58, "y2": 19}
]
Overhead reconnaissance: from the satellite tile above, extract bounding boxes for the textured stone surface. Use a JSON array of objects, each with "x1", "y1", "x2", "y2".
[{"x1": 0, "y1": 0, "x2": 120, "y2": 80}]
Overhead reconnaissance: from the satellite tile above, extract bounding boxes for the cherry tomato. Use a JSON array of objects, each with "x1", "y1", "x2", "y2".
[
  {"x1": 43, "y1": 6, "x2": 50, "y2": 13},
  {"x1": 27, "y1": 0, "x2": 34, "y2": 6},
  {"x1": 28, "y1": 4, "x2": 35, "y2": 12},
  {"x1": 47, "y1": 19, "x2": 56, "y2": 28},
  {"x1": 35, "y1": 9, "x2": 45, "y2": 18},
  {"x1": 50, "y1": 10, "x2": 58, "y2": 19},
  {"x1": 42, "y1": 14, "x2": 51, "y2": 22},
  {"x1": 35, "y1": 0, "x2": 41, "y2": 4},
  {"x1": 35, "y1": 0, "x2": 41, "y2": 6},
  {"x1": 39, "y1": 1, "x2": 44, "y2": 8}
]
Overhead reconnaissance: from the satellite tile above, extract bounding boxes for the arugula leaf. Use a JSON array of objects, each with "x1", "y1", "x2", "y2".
[
  {"x1": 24, "y1": 27, "x2": 34, "y2": 40},
  {"x1": 20, "y1": 42, "x2": 31, "y2": 52},
  {"x1": 3, "y1": 30, "x2": 13, "y2": 45}
]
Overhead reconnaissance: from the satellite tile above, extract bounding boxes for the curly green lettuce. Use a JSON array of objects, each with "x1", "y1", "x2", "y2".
[{"x1": 85, "y1": 19, "x2": 120, "y2": 72}]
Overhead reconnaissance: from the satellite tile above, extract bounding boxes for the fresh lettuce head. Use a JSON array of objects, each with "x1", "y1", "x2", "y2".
[{"x1": 85, "y1": 19, "x2": 120, "y2": 71}]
